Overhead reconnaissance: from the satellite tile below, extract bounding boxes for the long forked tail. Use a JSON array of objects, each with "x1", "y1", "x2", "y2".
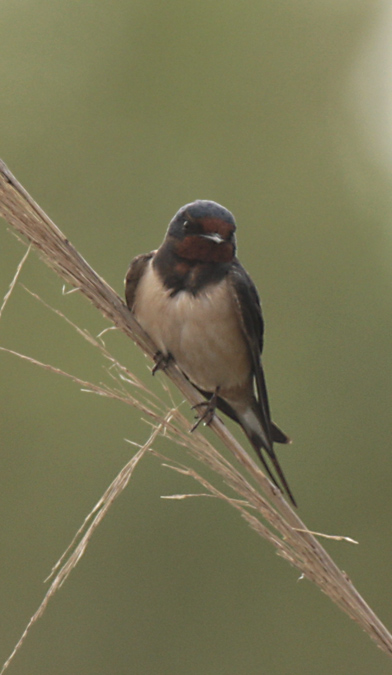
[
  {"x1": 239, "y1": 406, "x2": 297, "y2": 507},
  {"x1": 211, "y1": 391, "x2": 297, "y2": 506},
  {"x1": 250, "y1": 434, "x2": 297, "y2": 507}
]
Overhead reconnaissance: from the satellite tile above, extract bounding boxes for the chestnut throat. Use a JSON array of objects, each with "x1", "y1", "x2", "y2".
[{"x1": 153, "y1": 237, "x2": 235, "y2": 296}]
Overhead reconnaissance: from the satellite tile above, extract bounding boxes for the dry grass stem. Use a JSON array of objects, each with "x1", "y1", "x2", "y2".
[
  {"x1": 1, "y1": 159, "x2": 392, "y2": 669},
  {"x1": 0, "y1": 243, "x2": 31, "y2": 319}
]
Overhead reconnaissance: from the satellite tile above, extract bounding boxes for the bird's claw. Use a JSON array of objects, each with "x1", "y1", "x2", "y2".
[{"x1": 190, "y1": 388, "x2": 220, "y2": 431}]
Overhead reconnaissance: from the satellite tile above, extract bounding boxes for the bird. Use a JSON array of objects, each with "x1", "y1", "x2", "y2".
[{"x1": 125, "y1": 200, "x2": 296, "y2": 506}]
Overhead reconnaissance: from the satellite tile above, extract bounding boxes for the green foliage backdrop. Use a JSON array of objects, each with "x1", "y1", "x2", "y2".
[{"x1": 1, "y1": 2, "x2": 392, "y2": 674}]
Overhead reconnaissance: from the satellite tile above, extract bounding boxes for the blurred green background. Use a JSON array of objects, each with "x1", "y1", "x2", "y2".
[{"x1": 1, "y1": 1, "x2": 392, "y2": 673}]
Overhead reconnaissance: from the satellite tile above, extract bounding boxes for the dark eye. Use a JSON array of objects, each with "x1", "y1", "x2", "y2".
[{"x1": 182, "y1": 218, "x2": 202, "y2": 234}]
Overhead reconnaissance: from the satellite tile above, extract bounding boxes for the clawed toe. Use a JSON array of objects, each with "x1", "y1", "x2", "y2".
[{"x1": 190, "y1": 387, "x2": 220, "y2": 432}]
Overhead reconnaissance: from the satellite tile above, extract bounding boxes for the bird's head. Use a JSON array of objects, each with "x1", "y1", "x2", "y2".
[{"x1": 163, "y1": 200, "x2": 237, "y2": 264}]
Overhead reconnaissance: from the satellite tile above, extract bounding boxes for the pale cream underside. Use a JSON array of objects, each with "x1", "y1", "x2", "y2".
[{"x1": 133, "y1": 260, "x2": 252, "y2": 397}]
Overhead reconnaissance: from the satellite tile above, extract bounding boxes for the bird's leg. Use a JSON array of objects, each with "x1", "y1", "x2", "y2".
[
  {"x1": 190, "y1": 387, "x2": 220, "y2": 431},
  {"x1": 152, "y1": 351, "x2": 172, "y2": 375}
]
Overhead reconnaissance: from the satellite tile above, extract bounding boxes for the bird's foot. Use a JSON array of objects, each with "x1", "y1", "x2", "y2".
[
  {"x1": 152, "y1": 351, "x2": 172, "y2": 375},
  {"x1": 190, "y1": 387, "x2": 220, "y2": 431}
]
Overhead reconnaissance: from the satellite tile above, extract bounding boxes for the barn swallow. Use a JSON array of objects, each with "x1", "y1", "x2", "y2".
[{"x1": 125, "y1": 200, "x2": 296, "y2": 506}]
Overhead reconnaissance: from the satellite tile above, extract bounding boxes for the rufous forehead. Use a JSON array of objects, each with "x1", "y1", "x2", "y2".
[{"x1": 200, "y1": 217, "x2": 235, "y2": 238}]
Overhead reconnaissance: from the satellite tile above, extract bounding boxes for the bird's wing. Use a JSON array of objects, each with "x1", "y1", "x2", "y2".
[
  {"x1": 125, "y1": 252, "x2": 154, "y2": 310},
  {"x1": 227, "y1": 261, "x2": 273, "y2": 445},
  {"x1": 228, "y1": 261, "x2": 295, "y2": 505}
]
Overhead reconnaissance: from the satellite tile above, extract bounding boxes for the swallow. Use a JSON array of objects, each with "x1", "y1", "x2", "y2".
[{"x1": 125, "y1": 200, "x2": 296, "y2": 506}]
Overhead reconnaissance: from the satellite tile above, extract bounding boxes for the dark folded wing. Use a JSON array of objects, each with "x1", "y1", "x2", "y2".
[
  {"x1": 125, "y1": 252, "x2": 154, "y2": 310},
  {"x1": 227, "y1": 260, "x2": 274, "y2": 448}
]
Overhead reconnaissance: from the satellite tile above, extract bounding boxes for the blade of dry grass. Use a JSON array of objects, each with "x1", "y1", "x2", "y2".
[
  {"x1": 0, "y1": 244, "x2": 31, "y2": 319},
  {"x1": 1, "y1": 159, "x2": 392, "y2": 666}
]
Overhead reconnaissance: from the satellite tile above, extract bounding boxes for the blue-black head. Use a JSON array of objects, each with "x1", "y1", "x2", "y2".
[{"x1": 166, "y1": 200, "x2": 237, "y2": 248}]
